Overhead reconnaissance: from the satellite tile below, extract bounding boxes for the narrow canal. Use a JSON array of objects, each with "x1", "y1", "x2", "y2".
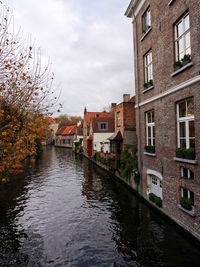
[{"x1": 0, "y1": 147, "x2": 200, "y2": 267}]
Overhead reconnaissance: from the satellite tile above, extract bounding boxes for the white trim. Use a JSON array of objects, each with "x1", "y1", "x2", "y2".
[
  {"x1": 125, "y1": 0, "x2": 146, "y2": 18},
  {"x1": 135, "y1": 75, "x2": 200, "y2": 108},
  {"x1": 147, "y1": 169, "x2": 163, "y2": 180}
]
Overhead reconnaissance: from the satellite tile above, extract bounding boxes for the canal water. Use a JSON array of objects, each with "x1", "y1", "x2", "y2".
[{"x1": 0, "y1": 147, "x2": 200, "y2": 267}]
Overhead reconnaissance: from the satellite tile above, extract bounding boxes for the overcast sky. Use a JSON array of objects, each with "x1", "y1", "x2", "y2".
[{"x1": 4, "y1": 0, "x2": 134, "y2": 116}]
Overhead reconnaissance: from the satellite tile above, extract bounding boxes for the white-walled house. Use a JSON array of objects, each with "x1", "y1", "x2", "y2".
[{"x1": 89, "y1": 117, "x2": 114, "y2": 154}]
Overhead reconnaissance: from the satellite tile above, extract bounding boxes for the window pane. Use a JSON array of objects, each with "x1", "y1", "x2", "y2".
[
  {"x1": 178, "y1": 38, "x2": 184, "y2": 59},
  {"x1": 184, "y1": 14, "x2": 190, "y2": 31},
  {"x1": 180, "y1": 138, "x2": 186, "y2": 148},
  {"x1": 179, "y1": 101, "x2": 186, "y2": 117},
  {"x1": 147, "y1": 112, "x2": 151, "y2": 123},
  {"x1": 153, "y1": 125, "x2": 155, "y2": 138},
  {"x1": 189, "y1": 138, "x2": 195, "y2": 148},
  {"x1": 187, "y1": 99, "x2": 194, "y2": 116},
  {"x1": 183, "y1": 167, "x2": 188, "y2": 178},
  {"x1": 152, "y1": 111, "x2": 154, "y2": 122},
  {"x1": 183, "y1": 188, "x2": 188, "y2": 198},
  {"x1": 179, "y1": 122, "x2": 186, "y2": 137},
  {"x1": 185, "y1": 32, "x2": 191, "y2": 50},
  {"x1": 190, "y1": 191, "x2": 194, "y2": 205},
  {"x1": 189, "y1": 120, "x2": 195, "y2": 137},
  {"x1": 177, "y1": 21, "x2": 183, "y2": 37},
  {"x1": 148, "y1": 126, "x2": 151, "y2": 138}
]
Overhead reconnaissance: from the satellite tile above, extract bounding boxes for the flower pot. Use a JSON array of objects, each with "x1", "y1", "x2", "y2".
[
  {"x1": 182, "y1": 59, "x2": 190, "y2": 67},
  {"x1": 181, "y1": 203, "x2": 192, "y2": 211}
]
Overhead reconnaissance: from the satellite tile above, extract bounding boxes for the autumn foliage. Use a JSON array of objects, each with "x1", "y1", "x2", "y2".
[{"x1": 0, "y1": 4, "x2": 60, "y2": 181}]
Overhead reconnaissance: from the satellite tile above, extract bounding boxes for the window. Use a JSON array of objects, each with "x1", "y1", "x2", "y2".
[
  {"x1": 117, "y1": 112, "x2": 120, "y2": 126},
  {"x1": 63, "y1": 139, "x2": 66, "y2": 144},
  {"x1": 181, "y1": 167, "x2": 194, "y2": 179},
  {"x1": 100, "y1": 123, "x2": 106, "y2": 129},
  {"x1": 152, "y1": 176, "x2": 157, "y2": 185},
  {"x1": 174, "y1": 13, "x2": 191, "y2": 61},
  {"x1": 98, "y1": 122, "x2": 108, "y2": 131},
  {"x1": 181, "y1": 187, "x2": 194, "y2": 205},
  {"x1": 144, "y1": 50, "x2": 153, "y2": 85},
  {"x1": 146, "y1": 110, "x2": 155, "y2": 146},
  {"x1": 177, "y1": 98, "x2": 194, "y2": 148},
  {"x1": 142, "y1": 7, "x2": 151, "y2": 33}
]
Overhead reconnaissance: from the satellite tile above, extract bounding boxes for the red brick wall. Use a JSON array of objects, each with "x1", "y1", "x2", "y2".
[{"x1": 131, "y1": 0, "x2": 200, "y2": 240}]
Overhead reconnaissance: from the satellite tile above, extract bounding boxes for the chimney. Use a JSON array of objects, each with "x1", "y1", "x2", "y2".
[
  {"x1": 111, "y1": 103, "x2": 116, "y2": 109},
  {"x1": 123, "y1": 94, "x2": 130, "y2": 102}
]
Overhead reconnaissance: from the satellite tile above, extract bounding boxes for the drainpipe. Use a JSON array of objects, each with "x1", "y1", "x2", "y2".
[{"x1": 132, "y1": 14, "x2": 143, "y2": 194}]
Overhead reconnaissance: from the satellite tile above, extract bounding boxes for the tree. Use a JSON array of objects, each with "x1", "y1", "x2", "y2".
[{"x1": 0, "y1": 3, "x2": 60, "y2": 181}]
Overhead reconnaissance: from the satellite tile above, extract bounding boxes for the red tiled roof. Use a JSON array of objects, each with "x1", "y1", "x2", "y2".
[
  {"x1": 48, "y1": 117, "x2": 56, "y2": 124},
  {"x1": 56, "y1": 126, "x2": 66, "y2": 135},
  {"x1": 62, "y1": 125, "x2": 76, "y2": 135},
  {"x1": 85, "y1": 112, "x2": 109, "y2": 125},
  {"x1": 91, "y1": 117, "x2": 114, "y2": 132}
]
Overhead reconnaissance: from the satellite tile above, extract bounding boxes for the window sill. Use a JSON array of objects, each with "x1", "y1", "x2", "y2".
[
  {"x1": 143, "y1": 85, "x2": 154, "y2": 93},
  {"x1": 144, "y1": 152, "x2": 156, "y2": 157},
  {"x1": 171, "y1": 62, "x2": 193, "y2": 77},
  {"x1": 140, "y1": 27, "x2": 152, "y2": 42},
  {"x1": 168, "y1": 0, "x2": 175, "y2": 6},
  {"x1": 178, "y1": 204, "x2": 195, "y2": 217},
  {"x1": 174, "y1": 157, "x2": 197, "y2": 165}
]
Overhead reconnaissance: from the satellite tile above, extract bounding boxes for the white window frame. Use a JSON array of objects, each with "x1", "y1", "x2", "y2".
[
  {"x1": 174, "y1": 13, "x2": 191, "y2": 61},
  {"x1": 177, "y1": 99, "x2": 194, "y2": 149},
  {"x1": 146, "y1": 110, "x2": 155, "y2": 146},
  {"x1": 181, "y1": 187, "x2": 194, "y2": 205},
  {"x1": 144, "y1": 50, "x2": 153, "y2": 83},
  {"x1": 180, "y1": 167, "x2": 194, "y2": 179},
  {"x1": 142, "y1": 7, "x2": 151, "y2": 33}
]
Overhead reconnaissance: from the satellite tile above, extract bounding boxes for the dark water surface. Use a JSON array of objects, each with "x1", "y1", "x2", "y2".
[{"x1": 0, "y1": 147, "x2": 200, "y2": 267}]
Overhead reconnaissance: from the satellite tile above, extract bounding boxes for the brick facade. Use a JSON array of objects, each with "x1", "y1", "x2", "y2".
[{"x1": 126, "y1": 0, "x2": 200, "y2": 240}]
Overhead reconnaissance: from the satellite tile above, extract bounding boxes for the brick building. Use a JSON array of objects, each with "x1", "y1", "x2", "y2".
[
  {"x1": 125, "y1": 0, "x2": 200, "y2": 240},
  {"x1": 55, "y1": 125, "x2": 77, "y2": 148},
  {"x1": 108, "y1": 94, "x2": 137, "y2": 169}
]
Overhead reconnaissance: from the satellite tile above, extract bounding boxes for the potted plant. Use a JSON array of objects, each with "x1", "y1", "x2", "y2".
[
  {"x1": 184, "y1": 148, "x2": 195, "y2": 160},
  {"x1": 180, "y1": 197, "x2": 192, "y2": 211},
  {"x1": 155, "y1": 196, "x2": 162, "y2": 208},
  {"x1": 174, "y1": 60, "x2": 182, "y2": 71},
  {"x1": 149, "y1": 79, "x2": 153, "y2": 87},
  {"x1": 176, "y1": 148, "x2": 184, "y2": 158},
  {"x1": 181, "y1": 54, "x2": 191, "y2": 66},
  {"x1": 144, "y1": 82, "x2": 148, "y2": 89},
  {"x1": 146, "y1": 145, "x2": 155, "y2": 153},
  {"x1": 149, "y1": 193, "x2": 155, "y2": 202}
]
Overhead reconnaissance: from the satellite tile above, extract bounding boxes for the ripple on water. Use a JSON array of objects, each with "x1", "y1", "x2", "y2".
[{"x1": 0, "y1": 147, "x2": 200, "y2": 267}]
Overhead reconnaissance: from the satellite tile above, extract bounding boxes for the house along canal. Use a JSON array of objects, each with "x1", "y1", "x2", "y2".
[{"x1": 0, "y1": 146, "x2": 200, "y2": 267}]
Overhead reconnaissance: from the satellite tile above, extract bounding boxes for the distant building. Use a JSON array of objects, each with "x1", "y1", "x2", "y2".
[
  {"x1": 55, "y1": 125, "x2": 77, "y2": 148},
  {"x1": 89, "y1": 116, "x2": 115, "y2": 154},
  {"x1": 83, "y1": 108, "x2": 110, "y2": 156}
]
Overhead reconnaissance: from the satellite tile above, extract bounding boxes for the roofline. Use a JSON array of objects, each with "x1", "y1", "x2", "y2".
[{"x1": 124, "y1": 0, "x2": 146, "y2": 18}]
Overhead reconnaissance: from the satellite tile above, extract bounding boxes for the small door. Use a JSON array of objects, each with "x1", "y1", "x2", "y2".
[{"x1": 150, "y1": 175, "x2": 162, "y2": 199}]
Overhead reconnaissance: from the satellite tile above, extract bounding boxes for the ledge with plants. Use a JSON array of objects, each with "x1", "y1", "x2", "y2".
[
  {"x1": 143, "y1": 79, "x2": 153, "y2": 90},
  {"x1": 174, "y1": 54, "x2": 191, "y2": 71},
  {"x1": 145, "y1": 145, "x2": 155, "y2": 154},
  {"x1": 180, "y1": 197, "x2": 193, "y2": 211},
  {"x1": 176, "y1": 148, "x2": 195, "y2": 160},
  {"x1": 149, "y1": 193, "x2": 162, "y2": 208}
]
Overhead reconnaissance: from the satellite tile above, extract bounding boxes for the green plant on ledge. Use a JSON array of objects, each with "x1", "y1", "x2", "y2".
[
  {"x1": 181, "y1": 54, "x2": 191, "y2": 66},
  {"x1": 176, "y1": 147, "x2": 195, "y2": 160},
  {"x1": 180, "y1": 197, "x2": 192, "y2": 211},
  {"x1": 145, "y1": 145, "x2": 155, "y2": 154},
  {"x1": 174, "y1": 60, "x2": 182, "y2": 70},
  {"x1": 149, "y1": 193, "x2": 162, "y2": 208}
]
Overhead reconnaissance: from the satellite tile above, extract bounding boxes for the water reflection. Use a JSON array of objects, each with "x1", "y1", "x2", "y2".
[{"x1": 0, "y1": 147, "x2": 199, "y2": 266}]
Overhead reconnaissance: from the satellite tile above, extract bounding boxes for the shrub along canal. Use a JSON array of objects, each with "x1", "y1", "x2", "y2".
[{"x1": 0, "y1": 146, "x2": 200, "y2": 266}]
